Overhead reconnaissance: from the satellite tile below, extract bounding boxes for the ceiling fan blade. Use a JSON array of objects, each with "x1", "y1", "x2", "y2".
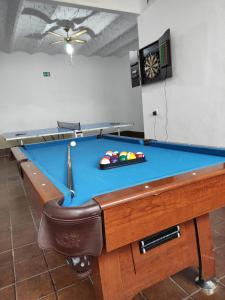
[
  {"x1": 22, "y1": 8, "x2": 57, "y2": 24},
  {"x1": 48, "y1": 31, "x2": 64, "y2": 38},
  {"x1": 50, "y1": 41, "x2": 65, "y2": 45},
  {"x1": 71, "y1": 39, "x2": 86, "y2": 44},
  {"x1": 70, "y1": 29, "x2": 87, "y2": 38},
  {"x1": 77, "y1": 26, "x2": 96, "y2": 38}
]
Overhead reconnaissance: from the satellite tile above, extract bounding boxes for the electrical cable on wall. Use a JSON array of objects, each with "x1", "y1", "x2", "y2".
[{"x1": 153, "y1": 115, "x2": 157, "y2": 139}]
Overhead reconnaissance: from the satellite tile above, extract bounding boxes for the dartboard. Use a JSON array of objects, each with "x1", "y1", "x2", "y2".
[{"x1": 144, "y1": 53, "x2": 160, "y2": 80}]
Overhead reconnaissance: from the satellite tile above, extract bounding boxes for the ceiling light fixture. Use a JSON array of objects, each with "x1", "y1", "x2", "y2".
[{"x1": 65, "y1": 43, "x2": 74, "y2": 56}]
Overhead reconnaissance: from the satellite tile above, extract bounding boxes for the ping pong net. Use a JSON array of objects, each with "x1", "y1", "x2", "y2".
[{"x1": 57, "y1": 121, "x2": 81, "y2": 131}]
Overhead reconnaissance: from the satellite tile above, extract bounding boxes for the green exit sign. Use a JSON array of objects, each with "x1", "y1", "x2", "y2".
[{"x1": 43, "y1": 72, "x2": 51, "y2": 77}]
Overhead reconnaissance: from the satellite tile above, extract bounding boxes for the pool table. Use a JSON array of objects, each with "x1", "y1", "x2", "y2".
[{"x1": 12, "y1": 135, "x2": 225, "y2": 299}]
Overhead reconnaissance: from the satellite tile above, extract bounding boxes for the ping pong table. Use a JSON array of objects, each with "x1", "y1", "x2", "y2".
[{"x1": 2, "y1": 122, "x2": 133, "y2": 145}]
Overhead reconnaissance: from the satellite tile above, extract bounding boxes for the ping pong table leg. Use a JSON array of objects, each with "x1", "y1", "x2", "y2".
[
  {"x1": 18, "y1": 139, "x2": 23, "y2": 146},
  {"x1": 118, "y1": 128, "x2": 120, "y2": 136}
]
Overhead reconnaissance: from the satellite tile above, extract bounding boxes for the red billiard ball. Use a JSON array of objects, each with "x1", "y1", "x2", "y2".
[{"x1": 136, "y1": 152, "x2": 145, "y2": 158}]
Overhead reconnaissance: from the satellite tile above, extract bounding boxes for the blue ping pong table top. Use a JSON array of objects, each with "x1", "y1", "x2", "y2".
[{"x1": 3, "y1": 122, "x2": 133, "y2": 141}]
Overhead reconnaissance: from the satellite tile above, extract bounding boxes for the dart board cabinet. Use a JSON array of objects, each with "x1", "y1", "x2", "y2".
[
  {"x1": 139, "y1": 29, "x2": 172, "y2": 85},
  {"x1": 129, "y1": 50, "x2": 141, "y2": 88}
]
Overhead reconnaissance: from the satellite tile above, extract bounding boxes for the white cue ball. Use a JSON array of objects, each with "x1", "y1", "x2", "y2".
[{"x1": 70, "y1": 141, "x2": 76, "y2": 147}]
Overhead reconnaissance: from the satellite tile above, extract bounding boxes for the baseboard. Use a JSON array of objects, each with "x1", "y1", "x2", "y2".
[{"x1": 115, "y1": 131, "x2": 145, "y2": 139}]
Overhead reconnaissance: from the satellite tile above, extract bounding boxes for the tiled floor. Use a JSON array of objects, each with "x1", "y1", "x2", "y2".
[{"x1": 1, "y1": 157, "x2": 225, "y2": 300}]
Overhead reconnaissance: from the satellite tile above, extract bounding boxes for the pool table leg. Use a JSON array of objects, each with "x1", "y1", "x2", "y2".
[
  {"x1": 194, "y1": 214, "x2": 217, "y2": 295},
  {"x1": 92, "y1": 249, "x2": 127, "y2": 300}
]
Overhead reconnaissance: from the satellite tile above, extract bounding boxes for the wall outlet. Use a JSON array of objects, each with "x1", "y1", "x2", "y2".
[{"x1": 152, "y1": 109, "x2": 158, "y2": 116}]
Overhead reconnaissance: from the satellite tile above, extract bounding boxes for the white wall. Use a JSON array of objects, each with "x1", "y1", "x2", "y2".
[
  {"x1": 0, "y1": 52, "x2": 143, "y2": 148},
  {"x1": 138, "y1": 0, "x2": 225, "y2": 147}
]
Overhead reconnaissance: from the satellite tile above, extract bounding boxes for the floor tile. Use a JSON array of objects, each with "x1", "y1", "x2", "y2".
[
  {"x1": 12, "y1": 227, "x2": 37, "y2": 248},
  {"x1": 0, "y1": 199, "x2": 9, "y2": 210},
  {"x1": 219, "y1": 276, "x2": 225, "y2": 285},
  {"x1": 0, "y1": 236, "x2": 12, "y2": 252},
  {"x1": 0, "y1": 284, "x2": 16, "y2": 300},
  {"x1": 57, "y1": 280, "x2": 96, "y2": 300},
  {"x1": 8, "y1": 195, "x2": 28, "y2": 207},
  {"x1": 215, "y1": 245, "x2": 225, "y2": 278},
  {"x1": 213, "y1": 221, "x2": 225, "y2": 237},
  {"x1": 142, "y1": 278, "x2": 188, "y2": 300},
  {"x1": 0, "y1": 264, "x2": 15, "y2": 288},
  {"x1": 39, "y1": 293, "x2": 57, "y2": 300},
  {"x1": 15, "y1": 254, "x2": 48, "y2": 282},
  {"x1": 44, "y1": 251, "x2": 66, "y2": 270},
  {"x1": 209, "y1": 211, "x2": 224, "y2": 222},
  {"x1": 172, "y1": 268, "x2": 201, "y2": 295},
  {"x1": 50, "y1": 264, "x2": 79, "y2": 290},
  {"x1": 211, "y1": 208, "x2": 225, "y2": 221},
  {"x1": 12, "y1": 220, "x2": 35, "y2": 235},
  {"x1": 10, "y1": 208, "x2": 31, "y2": 223},
  {"x1": 192, "y1": 283, "x2": 225, "y2": 299},
  {"x1": 0, "y1": 223, "x2": 11, "y2": 235},
  {"x1": 133, "y1": 294, "x2": 145, "y2": 300},
  {"x1": 14, "y1": 243, "x2": 43, "y2": 263},
  {"x1": 31, "y1": 210, "x2": 41, "y2": 228},
  {"x1": 0, "y1": 250, "x2": 13, "y2": 268},
  {"x1": 16, "y1": 272, "x2": 54, "y2": 300},
  {"x1": 212, "y1": 231, "x2": 225, "y2": 250}
]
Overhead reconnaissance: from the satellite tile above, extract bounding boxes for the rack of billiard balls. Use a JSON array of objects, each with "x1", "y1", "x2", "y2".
[{"x1": 99, "y1": 150, "x2": 146, "y2": 170}]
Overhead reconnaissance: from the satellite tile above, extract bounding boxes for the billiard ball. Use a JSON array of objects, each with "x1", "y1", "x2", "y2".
[
  {"x1": 100, "y1": 157, "x2": 110, "y2": 165},
  {"x1": 120, "y1": 151, "x2": 127, "y2": 157},
  {"x1": 127, "y1": 152, "x2": 136, "y2": 160},
  {"x1": 113, "y1": 151, "x2": 119, "y2": 156},
  {"x1": 70, "y1": 141, "x2": 76, "y2": 147},
  {"x1": 105, "y1": 150, "x2": 113, "y2": 157},
  {"x1": 119, "y1": 155, "x2": 127, "y2": 161},
  {"x1": 136, "y1": 152, "x2": 145, "y2": 158},
  {"x1": 111, "y1": 157, "x2": 118, "y2": 164}
]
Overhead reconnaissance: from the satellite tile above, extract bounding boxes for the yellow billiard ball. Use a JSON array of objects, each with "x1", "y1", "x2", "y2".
[{"x1": 127, "y1": 152, "x2": 136, "y2": 160}]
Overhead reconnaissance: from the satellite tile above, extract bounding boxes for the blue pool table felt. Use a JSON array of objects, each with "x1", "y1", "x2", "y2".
[{"x1": 22, "y1": 136, "x2": 225, "y2": 207}]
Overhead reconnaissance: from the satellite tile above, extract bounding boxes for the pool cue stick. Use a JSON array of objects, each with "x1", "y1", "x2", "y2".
[{"x1": 67, "y1": 144, "x2": 75, "y2": 197}]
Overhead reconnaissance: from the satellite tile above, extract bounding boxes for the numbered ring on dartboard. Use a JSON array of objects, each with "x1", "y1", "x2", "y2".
[{"x1": 144, "y1": 53, "x2": 160, "y2": 80}]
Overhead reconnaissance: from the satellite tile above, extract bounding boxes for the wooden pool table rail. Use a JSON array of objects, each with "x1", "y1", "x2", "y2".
[
  {"x1": 21, "y1": 161, "x2": 64, "y2": 206},
  {"x1": 11, "y1": 146, "x2": 28, "y2": 162},
  {"x1": 11, "y1": 147, "x2": 64, "y2": 209}
]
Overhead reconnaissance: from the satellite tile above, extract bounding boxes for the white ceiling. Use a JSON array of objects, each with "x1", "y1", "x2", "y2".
[{"x1": 0, "y1": 0, "x2": 139, "y2": 57}]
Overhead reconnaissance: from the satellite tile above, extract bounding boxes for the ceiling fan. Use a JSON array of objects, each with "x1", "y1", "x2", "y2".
[
  {"x1": 22, "y1": 7, "x2": 96, "y2": 40},
  {"x1": 49, "y1": 27, "x2": 87, "y2": 46}
]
